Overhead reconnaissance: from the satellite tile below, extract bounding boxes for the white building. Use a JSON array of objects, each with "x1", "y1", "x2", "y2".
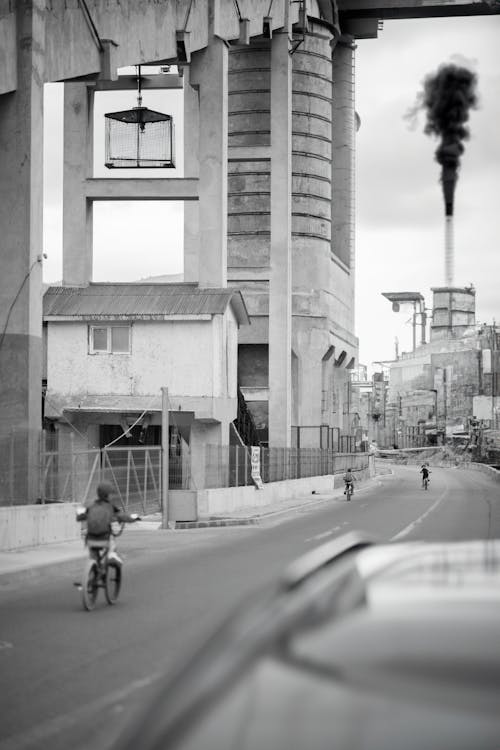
[{"x1": 43, "y1": 282, "x2": 249, "y2": 492}]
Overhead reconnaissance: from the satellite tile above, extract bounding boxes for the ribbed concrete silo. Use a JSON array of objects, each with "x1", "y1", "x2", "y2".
[{"x1": 228, "y1": 20, "x2": 358, "y2": 444}]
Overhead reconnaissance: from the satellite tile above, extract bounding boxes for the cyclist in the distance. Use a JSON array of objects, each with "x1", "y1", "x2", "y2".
[
  {"x1": 76, "y1": 482, "x2": 140, "y2": 565},
  {"x1": 420, "y1": 464, "x2": 431, "y2": 488},
  {"x1": 343, "y1": 467, "x2": 355, "y2": 496}
]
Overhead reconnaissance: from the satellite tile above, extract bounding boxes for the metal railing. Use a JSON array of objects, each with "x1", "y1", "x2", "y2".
[
  {"x1": 1, "y1": 428, "x2": 364, "y2": 505},
  {"x1": 0, "y1": 428, "x2": 190, "y2": 512},
  {"x1": 291, "y1": 425, "x2": 358, "y2": 453},
  {"x1": 203, "y1": 444, "x2": 368, "y2": 489}
]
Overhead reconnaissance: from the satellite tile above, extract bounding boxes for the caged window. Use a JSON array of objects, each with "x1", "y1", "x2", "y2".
[{"x1": 90, "y1": 325, "x2": 131, "y2": 354}]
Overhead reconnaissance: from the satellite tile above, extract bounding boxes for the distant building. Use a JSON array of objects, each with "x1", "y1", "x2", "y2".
[{"x1": 386, "y1": 287, "x2": 499, "y2": 447}]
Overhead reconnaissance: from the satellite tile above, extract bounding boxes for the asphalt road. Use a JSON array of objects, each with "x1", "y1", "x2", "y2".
[{"x1": 1, "y1": 465, "x2": 499, "y2": 750}]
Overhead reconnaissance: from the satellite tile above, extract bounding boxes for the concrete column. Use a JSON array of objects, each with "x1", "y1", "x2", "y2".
[
  {"x1": 62, "y1": 83, "x2": 94, "y2": 285},
  {"x1": 268, "y1": 28, "x2": 292, "y2": 448},
  {"x1": 190, "y1": 27, "x2": 228, "y2": 288},
  {"x1": 331, "y1": 36, "x2": 356, "y2": 318},
  {"x1": 0, "y1": 1, "x2": 45, "y2": 502},
  {"x1": 183, "y1": 69, "x2": 200, "y2": 282}
]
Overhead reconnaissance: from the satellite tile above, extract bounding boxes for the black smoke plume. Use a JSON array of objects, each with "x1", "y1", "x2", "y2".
[{"x1": 416, "y1": 63, "x2": 478, "y2": 216}]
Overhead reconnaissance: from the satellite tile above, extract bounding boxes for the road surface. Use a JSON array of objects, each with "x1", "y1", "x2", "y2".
[{"x1": 1, "y1": 465, "x2": 499, "y2": 750}]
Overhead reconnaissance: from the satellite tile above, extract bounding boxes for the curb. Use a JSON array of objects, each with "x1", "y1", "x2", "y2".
[
  {"x1": 174, "y1": 517, "x2": 260, "y2": 529},
  {"x1": 173, "y1": 490, "x2": 346, "y2": 529}
]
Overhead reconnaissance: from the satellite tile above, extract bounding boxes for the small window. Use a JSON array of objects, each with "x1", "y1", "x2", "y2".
[{"x1": 90, "y1": 325, "x2": 131, "y2": 354}]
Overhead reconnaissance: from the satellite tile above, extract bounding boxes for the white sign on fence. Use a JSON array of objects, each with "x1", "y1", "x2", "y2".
[{"x1": 251, "y1": 446, "x2": 264, "y2": 490}]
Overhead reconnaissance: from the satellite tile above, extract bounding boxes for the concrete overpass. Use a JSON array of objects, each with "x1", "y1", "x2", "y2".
[{"x1": 0, "y1": 0, "x2": 498, "y2": 500}]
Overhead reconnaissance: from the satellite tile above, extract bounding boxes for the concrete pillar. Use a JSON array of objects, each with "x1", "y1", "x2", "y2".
[
  {"x1": 331, "y1": 35, "x2": 356, "y2": 318},
  {"x1": 0, "y1": 1, "x2": 45, "y2": 502},
  {"x1": 268, "y1": 27, "x2": 292, "y2": 448},
  {"x1": 183, "y1": 70, "x2": 200, "y2": 282},
  {"x1": 190, "y1": 25, "x2": 228, "y2": 288},
  {"x1": 62, "y1": 83, "x2": 94, "y2": 285}
]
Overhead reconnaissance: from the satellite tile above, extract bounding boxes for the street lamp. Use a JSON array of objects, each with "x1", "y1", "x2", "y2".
[{"x1": 382, "y1": 292, "x2": 427, "y2": 352}]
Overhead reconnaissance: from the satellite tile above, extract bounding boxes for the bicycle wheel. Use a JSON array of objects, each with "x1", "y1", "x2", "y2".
[
  {"x1": 105, "y1": 561, "x2": 122, "y2": 604},
  {"x1": 346, "y1": 486, "x2": 352, "y2": 501},
  {"x1": 82, "y1": 559, "x2": 99, "y2": 611}
]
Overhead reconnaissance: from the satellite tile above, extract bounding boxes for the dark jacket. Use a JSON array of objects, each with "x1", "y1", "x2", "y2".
[{"x1": 80, "y1": 499, "x2": 136, "y2": 541}]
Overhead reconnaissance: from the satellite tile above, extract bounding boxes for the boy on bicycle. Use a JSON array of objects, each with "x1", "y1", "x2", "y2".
[
  {"x1": 343, "y1": 468, "x2": 355, "y2": 496},
  {"x1": 420, "y1": 464, "x2": 431, "y2": 488},
  {"x1": 76, "y1": 482, "x2": 140, "y2": 565}
]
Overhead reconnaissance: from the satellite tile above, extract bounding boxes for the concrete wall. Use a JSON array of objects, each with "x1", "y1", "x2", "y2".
[
  {"x1": 197, "y1": 459, "x2": 374, "y2": 517},
  {"x1": 0, "y1": 503, "x2": 81, "y2": 551}
]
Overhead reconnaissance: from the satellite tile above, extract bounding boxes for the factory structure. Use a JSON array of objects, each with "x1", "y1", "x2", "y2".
[
  {"x1": 355, "y1": 286, "x2": 499, "y2": 456},
  {"x1": 1, "y1": 1, "x2": 499, "y2": 503}
]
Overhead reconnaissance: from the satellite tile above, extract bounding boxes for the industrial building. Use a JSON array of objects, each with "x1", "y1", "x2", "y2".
[{"x1": 383, "y1": 287, "x2": 499, "y2": 448}]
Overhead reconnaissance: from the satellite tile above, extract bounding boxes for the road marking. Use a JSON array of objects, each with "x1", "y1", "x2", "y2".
[
  {"x1": 391, "y1": 487, "x2": 448, "y2": 541},
  {"x1": 305, "y1": 526, "x2": 341, "y2": 543}
]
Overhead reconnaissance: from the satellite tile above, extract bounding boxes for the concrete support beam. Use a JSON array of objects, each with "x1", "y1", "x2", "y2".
[
  {"x1": 63, "y1": 83, "x2": 94, "y2": 286},
  {"x1": 190, "y1": 31, "x2": 228, "y2": 288},
  {"x1": 332, "y1": 35, "x2": 356, "y2": 271},
  {"x1": 92, "y1": 75, "x2": 184, "y2": 91},
  {"x1": 183, "y1": 68, "x2": 201, "y2": 282},
  {"x1": 0, "y1": 9, "x2": 17, "y2": 95},
  {"x1": 0, "y1": 1, "x2": 45, "y2": 502},
  {"x1": 85, "y1": 178, "x2": 199, "y2": 201},
  {"x1": 331, "y1": 36, "x2": 356, "y2": 334},
  {"x1": 268, "y1": 28, "x2": 292, "y2": 448}
]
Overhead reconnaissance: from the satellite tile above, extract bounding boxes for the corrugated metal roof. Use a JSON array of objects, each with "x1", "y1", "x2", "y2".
[{"x1": 43, "y1": 283, "x2": 249, "y2": 325}]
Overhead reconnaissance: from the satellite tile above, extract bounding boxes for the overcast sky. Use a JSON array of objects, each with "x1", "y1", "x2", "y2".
[
  {"x1": 43, "y1": 14, "x2": 500, "y2": 372},
  {"x1": 355, "y1": 15, "x2": 500, "y2": 370}
]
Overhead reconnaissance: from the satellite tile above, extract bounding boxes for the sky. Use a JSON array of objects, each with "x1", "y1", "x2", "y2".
[
  {"x1": 354, "y1": 16, "x2": 500, "y2": 369},
  {"x1": 43, "y1": 14, "x2": 500, "y2": 372}
]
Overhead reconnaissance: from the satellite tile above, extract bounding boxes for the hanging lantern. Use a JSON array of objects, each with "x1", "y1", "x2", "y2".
[{"x1": 104, "y1": 66, "x2": 175, "y2": 169}]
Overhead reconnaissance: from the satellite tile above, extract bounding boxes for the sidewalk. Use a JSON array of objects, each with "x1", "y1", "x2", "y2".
[{"x1": 0, "y1": 482, "x2": 359, "y2": 586}]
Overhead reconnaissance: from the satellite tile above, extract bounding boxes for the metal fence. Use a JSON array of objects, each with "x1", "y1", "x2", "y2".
[
  {"x1": 1, "y1": 429, "x2": 366, "y2": 506},
  {"x1": 203, "y1": 445, "x2": 369, "y2": 489},
  {"x1": 42, "y1": 445, "x2": 163, "y2": 514},
  {"x1": 291, "y1": 426, "x2": 358, "y2": 452},
  {"x1": 0, "y1": 427, "x2": 43, "y2": 506},
  {"x1": 0, "y1": 428, "x2": 190, "y2": 512}
]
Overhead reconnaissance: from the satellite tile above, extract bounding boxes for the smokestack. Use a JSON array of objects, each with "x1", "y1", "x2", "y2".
[
  {"x1": 445, "y1": 215, "x2": 454, "y2": 287},
  {"x1": 413, "y1": 63, "x2": 478, "y2": 285}
]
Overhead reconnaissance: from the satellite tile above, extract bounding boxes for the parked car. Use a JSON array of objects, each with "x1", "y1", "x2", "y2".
[{"x1": 114, "y1": 532, "x2": 500, "y2": 750}]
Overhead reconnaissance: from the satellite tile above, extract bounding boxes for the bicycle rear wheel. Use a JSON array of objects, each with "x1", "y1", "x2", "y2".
[
  {"x1": 105, "y1": 562, "x2": 122, "y2": 604},
  {"x1": 82, "y1": 559, "x2": 99, "y2": 611}
]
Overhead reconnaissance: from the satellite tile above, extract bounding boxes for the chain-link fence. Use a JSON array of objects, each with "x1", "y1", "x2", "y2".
[
  {"x1": 203, "y1": 445, "x2": 368, "y2": 489},
  {"x1": 0, "y1": 428, "x2": 43, "y2": 506}
]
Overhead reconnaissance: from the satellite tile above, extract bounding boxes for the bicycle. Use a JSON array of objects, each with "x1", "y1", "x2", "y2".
[
  {"x1": 78, "y1": 522, "x2": 125, "y2": 611},
  {"x1": 345, "y1": 483, "x2": 353, "y2": 501},
  {"x1": 422, "y1": 476, "x2": 429, "y2": 491}
]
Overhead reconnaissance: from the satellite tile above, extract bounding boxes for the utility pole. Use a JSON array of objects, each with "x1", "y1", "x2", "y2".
[{"x1": 161, "y1": 387, "x2": 169, "y2": 529}]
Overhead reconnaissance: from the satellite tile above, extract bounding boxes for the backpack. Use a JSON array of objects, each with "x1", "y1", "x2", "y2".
[{"x1": 86, "y1": 501, "x2": 113, "y2": 537}]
